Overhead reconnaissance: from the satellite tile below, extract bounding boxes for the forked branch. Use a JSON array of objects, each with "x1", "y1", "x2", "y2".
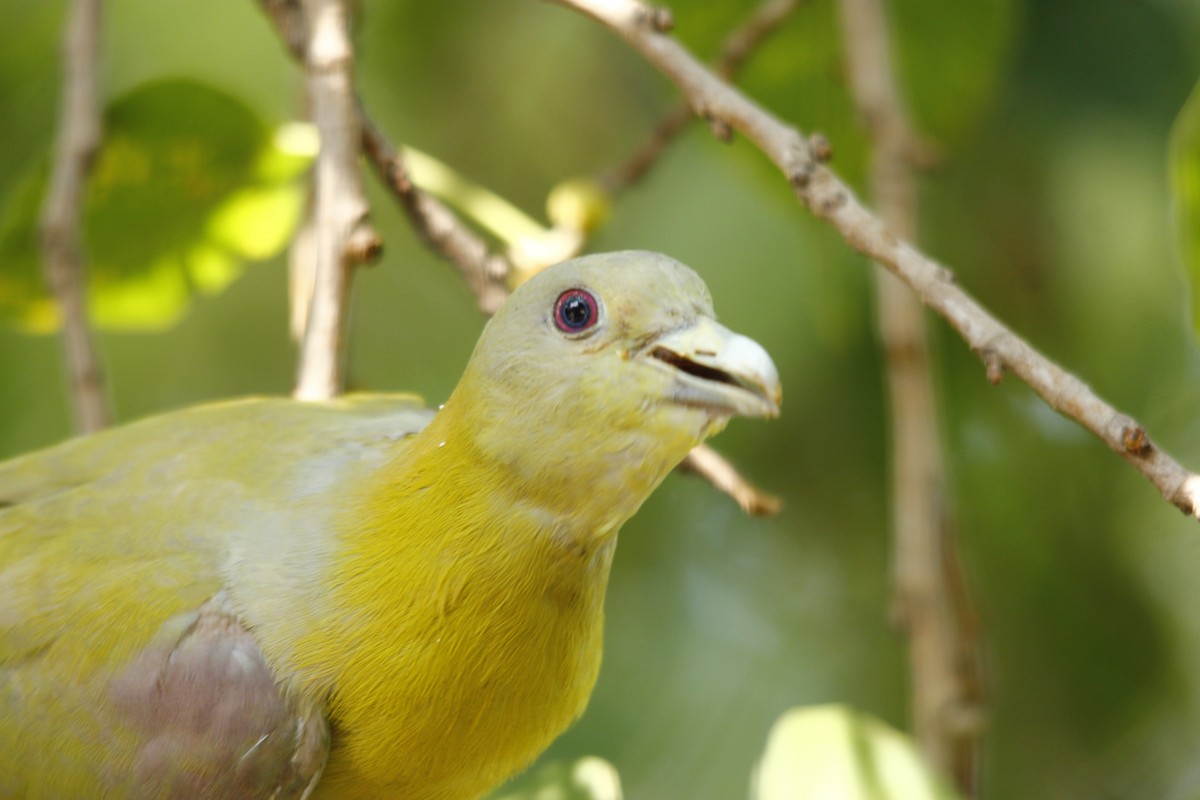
[{"x1": 292, "y1": 0, "x2": 381, "y2": 401}]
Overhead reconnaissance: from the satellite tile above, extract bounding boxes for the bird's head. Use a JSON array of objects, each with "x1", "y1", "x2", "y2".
[{"x1": 446, "y1": 251, "x2": 781, "y2": 520}]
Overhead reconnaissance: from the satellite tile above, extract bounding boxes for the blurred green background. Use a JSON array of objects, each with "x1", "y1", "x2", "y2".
[{"x1": 2, "y1": 0, "x2": 1200, "y2": 797}]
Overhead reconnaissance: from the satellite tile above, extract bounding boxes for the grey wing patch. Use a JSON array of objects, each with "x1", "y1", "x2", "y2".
[{"x1": 109, "y1": 593, "x2": 329, "y2": 799}]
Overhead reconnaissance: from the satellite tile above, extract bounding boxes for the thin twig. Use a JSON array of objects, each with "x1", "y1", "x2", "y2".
[
  {"x1": 39, "y1": 0, "x2": 107, "y2": 433},
  {"x1": 839, "y1": 0, "x2": 983, "y2": 791},
  {"x1": 359, "y1": 117, "x2": 512, "y2": 314},
  {"x1": 292, "y1": 0, "x2": 381, "y2": 401},
  {"x1": 259, "y1": 0, "x2": 306, "y2": 58},
  {"x1": 714, "y1": 0, "x2": 805, "y2": 79},
  {"x1": 256, "y1": 0, "x2": 512, "y2": 314},
  {"x1": 550, "y1": 0, "x2": 1200, "y2": 519},
  {"x1": 254, "y1": 0, "x2": 322, "y2": 343},
  {"x1": 602, "y1": 0, "x2": 803, "y2": 193},
  {"x1": 682, "y1": 444, "x2": 781, "y2": 516}
]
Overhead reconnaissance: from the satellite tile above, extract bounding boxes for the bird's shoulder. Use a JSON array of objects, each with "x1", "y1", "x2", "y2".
[
  {"x1": 0, "y1": 392, "x2": 433, "y2": 508},
  {"x1": 0, "y1": 391, "x2": 435, "y2": 647}
]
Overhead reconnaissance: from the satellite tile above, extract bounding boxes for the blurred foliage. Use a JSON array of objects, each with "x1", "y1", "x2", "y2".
[
  {"x1": 1, "y1": 1, "x2": 1200, "y2": 799},
  {"x1": 1173, "y1": 77, "x2": 1200, "y2": 336},
  {"x1": 890, "y1": 0, "x2": 1018, "y2": 144},
  {"x1": 664, "y1": 0, "x2": 1018, "y2": 191},
  {"x1": 496, "y1": 756, "x2": 623, "y2": 800},
  {"x1": 752, "y1": 705, "x2": 959, "y2": 800},
  {"x1": 0, "y1": 79, "x2": 311, "y2": 331}
]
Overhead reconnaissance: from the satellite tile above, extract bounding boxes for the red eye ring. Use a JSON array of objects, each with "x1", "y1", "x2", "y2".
[{"x1": 553, "y1": 289, "x2": 599, "y2": 333}]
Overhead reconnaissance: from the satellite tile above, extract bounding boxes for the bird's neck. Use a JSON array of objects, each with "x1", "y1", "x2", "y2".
[
  {"x1": 333, "y1": 391, "x2": 634, "y2": 613},
  {"x1": 433, "y1": 369, "x2": 702, "y2": 536},
  {"x1": 304, "y1": 395, "x2": 623, "y2": 795}
]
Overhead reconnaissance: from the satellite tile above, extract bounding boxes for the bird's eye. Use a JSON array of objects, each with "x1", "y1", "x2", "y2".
[{"x1": 553, "y1": 289, "x2": 599, "y2": 333}]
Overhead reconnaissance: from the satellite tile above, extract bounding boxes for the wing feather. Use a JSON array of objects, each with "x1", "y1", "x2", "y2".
[{"x1": 0, "y1": 394, "x2": 431, "y2": 797}]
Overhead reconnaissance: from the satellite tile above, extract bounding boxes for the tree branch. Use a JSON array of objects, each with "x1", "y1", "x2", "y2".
[
  {"x1": 548, "y1": 0, "x2": 1200, "y2": 521},
  {"x1": 39, "y1": 0, "x2": 107, "y2": 433},
  {"x1": 839, "y1": 0, "x2": 983, "y2": 791},
  {"x1": 681, "y1": 444, "x2": 781, "y2": 516},
  {"x1": 359, "y1": 117, "x2": 511, "y2": 314},
  {"x1": 292, "y1": 0, "x2": 381, "y2": 401},
  {"x1": 256, "y1": 0, "x2": 511, "y2": 315},
  {"x1": 258, "y1": 0, "x2": 306, "y2": 59}
]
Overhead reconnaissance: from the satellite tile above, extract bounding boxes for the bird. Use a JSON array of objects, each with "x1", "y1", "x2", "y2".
[{"x1": 0, "y1": 250, "x2": 781, "y2": 799}]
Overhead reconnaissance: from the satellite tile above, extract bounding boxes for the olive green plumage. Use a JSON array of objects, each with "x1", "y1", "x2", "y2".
[{"x1": 1, "y1": 251, "x2": 780, "y2": 799}]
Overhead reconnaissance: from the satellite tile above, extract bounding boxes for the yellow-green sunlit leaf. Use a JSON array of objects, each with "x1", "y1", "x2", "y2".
[
  {"x1": 751, "y1": 705, "x2": 960, "y2": 800},
  {"x1": 492, "y1": 756, "x2": 622, "y2": 800},
  {"x1": 0, "y1": 78, "x2": 312, "y2": 332}
]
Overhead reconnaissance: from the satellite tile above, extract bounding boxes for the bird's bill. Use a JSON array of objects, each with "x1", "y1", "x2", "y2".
[{"x1": 647, "y1": 317, "x2": 782, "y2": 419}]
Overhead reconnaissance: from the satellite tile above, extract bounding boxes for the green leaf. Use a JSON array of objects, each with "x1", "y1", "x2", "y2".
[
  {"x1": 0, "y1": 78, "x2": 313, "y2": 332},
  {"x1": 491, "y1": 756, "x2": 622, "y2": 800},
  {"x1": 751, "y1": 705, "x2": 961, "y2": 800},
  {"x1": 1171, "y1": 78, "x2": 1200, "y2": 338},
  {"x1": 0, "y1": 166, "x2": 55, "y2": 331}
]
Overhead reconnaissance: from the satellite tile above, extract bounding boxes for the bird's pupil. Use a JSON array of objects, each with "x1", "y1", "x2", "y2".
[{"x1": 562, "y1": 296, "x2": 590, "y2": 327}]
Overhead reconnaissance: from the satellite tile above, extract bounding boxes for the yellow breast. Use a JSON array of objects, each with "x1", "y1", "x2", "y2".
[{"x1": 295, "y1": 409, "x2": 617, "y2": 800}]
